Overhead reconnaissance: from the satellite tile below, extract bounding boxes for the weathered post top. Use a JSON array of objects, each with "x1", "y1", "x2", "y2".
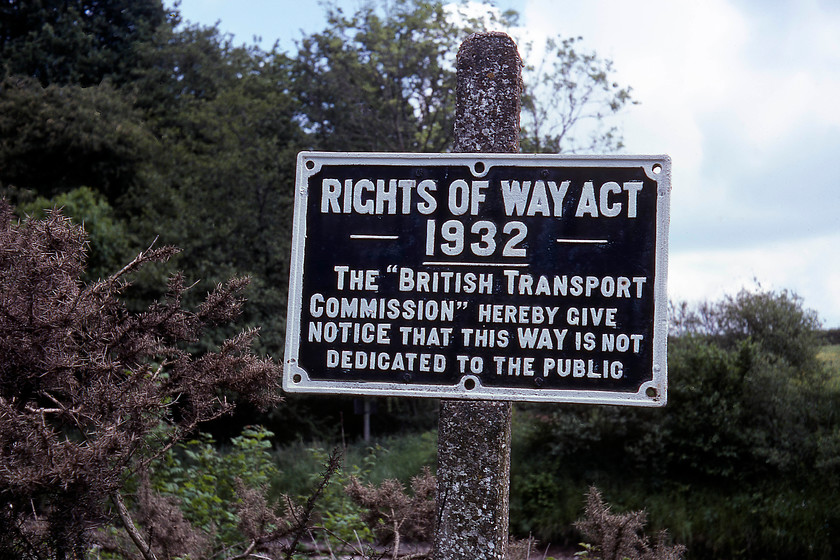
[{"x1": 454, "y1": 32, "x2": 522, "y2": 154}]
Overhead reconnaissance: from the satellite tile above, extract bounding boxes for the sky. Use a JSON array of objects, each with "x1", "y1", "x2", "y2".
[{"x1": 177, "y1": 0, "x2": 840, "y2": 328}]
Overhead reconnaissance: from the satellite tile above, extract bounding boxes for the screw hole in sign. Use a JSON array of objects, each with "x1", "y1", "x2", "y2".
[
  {"x1": 464, "y1": 378, "x2": 476, "y2": 390},
  {"x1": 305, "y1": 160, "x2": 315, "y2": 170},
  {"x1": 293, "y1": 374, "x2": 302, "y2": 383},
  {"x1": 473, "y1": 161, "x2": 486, "y2": 175},
  {"x1": 652, "y1": 163, "x2": 662, "y2": 174},
  {"x1": 646, "y1": 387, "x2": 658, "y2": 398}
]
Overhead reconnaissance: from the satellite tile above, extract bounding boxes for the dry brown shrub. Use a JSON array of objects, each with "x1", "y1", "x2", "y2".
[
  {"x1": 574, "y1": 487, "x2": 686, "y2": 560},
  {"x1": 0, "y1": 201, "x2": 282, "y2": 558}
]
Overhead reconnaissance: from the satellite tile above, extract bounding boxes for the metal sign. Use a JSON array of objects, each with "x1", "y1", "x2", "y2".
[{"x1": 284, "y1": 152, "x2": 670, "y2": 406}]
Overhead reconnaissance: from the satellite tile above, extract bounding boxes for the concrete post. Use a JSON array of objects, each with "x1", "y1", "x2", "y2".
[{"x1": 432, "y1": 32, "x2": 522, "y2": 560}]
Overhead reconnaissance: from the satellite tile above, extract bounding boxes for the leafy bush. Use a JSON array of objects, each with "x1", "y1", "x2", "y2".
[
  {"x1": 304, "y1": 446, "x2": 375, "y2": 549},
  {"x1": 347, "y1": 431, "x2": 438, "y2": 484},
  {"x1": 268, "y1": 432, "x2": 439, "y2": 556},
  {"x1": 17, "y1": 186, "x2": 133, "y2": 282},
  {"x1": 511, "y1": 287, "x2": 840, "y2": 559},
  {"x1": 150, "y1": 426, "x2": 279, "y2": 547}
]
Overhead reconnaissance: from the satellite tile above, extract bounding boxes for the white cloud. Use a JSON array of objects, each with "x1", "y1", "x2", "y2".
[
  {"x1": 445, "y1": 1, "x2": 509, "y2": 30},
  {"x1": 520, "y1": 0, "x2": 748, "y2": 202},
  {"x1": 519, "y1": 0, "x2": 840, "y2": 327},
  {"x1": 669, "y1": 233, "x2": 840, "y2": 326}
]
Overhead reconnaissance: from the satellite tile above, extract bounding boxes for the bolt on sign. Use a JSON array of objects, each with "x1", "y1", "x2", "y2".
[{"x1": 284, "y1": 152, "x2": 671, "y2": 406}]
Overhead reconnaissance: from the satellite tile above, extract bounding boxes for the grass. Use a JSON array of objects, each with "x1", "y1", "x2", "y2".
[
  {"x1": 817, "y1": 344, "x2": 840, "y2": 388},
  {"x1": 817, "y1": 344, "x2": 840, "y2": 369},
  {"x1": 269, "y1": 430, "x2": 438, "y2": 501},
  {"x1": 347, "y1": 430, "x2": 437, "y2": 483}
]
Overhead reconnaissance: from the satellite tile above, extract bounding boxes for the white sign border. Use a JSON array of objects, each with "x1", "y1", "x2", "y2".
[{"x1": 284, "y1": 152, "x2": 671, "y2": 406}]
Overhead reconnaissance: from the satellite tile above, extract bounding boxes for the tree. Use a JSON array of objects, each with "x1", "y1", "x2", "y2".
[
  {"x1": 670, "y1": 286, "x2": 824, "y2": 370},
  {"x1": 511, "y1": 287, "x2": 840, "y2": 558},
  {"x1": 128, "y1": 18, "x2": 276, "y2": 116},
  {"x1": 519, "y1": 35, "x2": 636, "y2": 153},
  {"x1": 291, "y1": 0, "x2": 464, "y2": 152},
  {"x1": 0, "y1": 0, "x2": 166, "y2": 87},
  {"x1": 0, "y1": 201, "x2": 282, "y2": 558},
  {"x1": 141, "y1": 76, "x2": 303, "y2": 357},
  {"x1": 292, "y1": 0, "x2": 635, "y2": 154},
  {"x1": 0, "y1": 75, "x2": 159, "y2": 205},
  {"x1": 1, "y1": 0, "x2": 640, "y2": 449},
  {"x1": 663, "y1": 287, "x2": 832, "y2": 480},
  {"x1": 124, "y1": 21, "x2": 304, "y2": 357}
]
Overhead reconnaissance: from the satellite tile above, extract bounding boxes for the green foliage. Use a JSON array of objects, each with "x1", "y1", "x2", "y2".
[
  {"x1": 511, "y1": 287, "x2": 840, "y2": 558},
  {"x1": 262, "y1": 396, "x2": 440, "y2": 451},
  {"x1": 671, "y1": 286, "x2": 825, "y2": 371},
  {"x1": 0, "y1": 76, "x2": 158, "y2": 204},
  {"x1": 17, "y1": 186, "x2": 132, "y2": 281},
  {"x1": 291, "y1": 0, "x2": 461, "y2": 152},
  {"x1": 118, "y1": 20, "x2": 303, "y2": 356},
  {"x1": 824, "y1": 328, "x2": 840, "y2": 345},
  {"x1": 271, "y1": 431, "x2": 437, "y2": 498},
  {"x1": 291, "y1": 0, "x2": 633, "y2": 155},
  {"x1": 818, "y1": 344, "x2": 840, "y2": 389},
  {"x1": 349, "y1": 431, "x2": 438, "y2": 484},
  {"x1": 303, "y1": 446, "x2": 375, "y2": 546},
  {"x1": 130, "y1": 21, "x2": 242, "y2": 110},
  {"x1": 0, "y1": 0, "x2": 166, "y2": 86},
  {"x1": 151, "y1": 426, "x2": 279, "y2": 548},
  {"x1": 3, "y1": 0, "x2": 637, "y2": 368},
  {"x1": 269, "y1": 432, "x2": 438, "y2": 553},
  {"x1": 664, "y1": 336, "x2": 831, "y2": 481}
]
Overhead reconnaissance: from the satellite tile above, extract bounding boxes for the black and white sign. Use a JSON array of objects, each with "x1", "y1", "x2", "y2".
[{"x1": 284, "y1": 152, "x2": 670, "y2": 405}]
